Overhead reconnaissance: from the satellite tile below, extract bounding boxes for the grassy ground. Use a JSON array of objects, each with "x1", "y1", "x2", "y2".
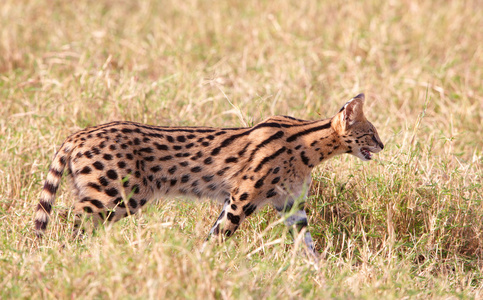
[{"x1": 1, "y1": 0, "x2": 482, "y2": 298}]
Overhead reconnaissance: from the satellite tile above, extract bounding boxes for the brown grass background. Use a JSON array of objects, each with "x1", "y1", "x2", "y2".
[{"x1": 1, "y1": 0, "x2": 482, "y2": 298}]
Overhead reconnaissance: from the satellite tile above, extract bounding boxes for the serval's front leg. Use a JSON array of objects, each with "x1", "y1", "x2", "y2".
[{"x1": 275, "y1": 196, "x2": 318, "y2": 259}]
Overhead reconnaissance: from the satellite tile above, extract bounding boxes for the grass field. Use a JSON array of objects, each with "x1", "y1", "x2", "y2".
[{"x1": 1, "y1": 0, "x2": 482, "y2": 298}]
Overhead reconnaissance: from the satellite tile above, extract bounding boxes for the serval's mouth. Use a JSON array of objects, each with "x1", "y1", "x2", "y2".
[{"x1": 360, "y1": 147, "x2": 373, "y2": 160}]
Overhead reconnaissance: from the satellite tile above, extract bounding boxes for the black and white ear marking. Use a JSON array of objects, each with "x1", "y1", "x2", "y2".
[
  {"x1": 339, "y1": 93, "x2": 365, "y2": 114},
  {"x1": 332, "y1": 93, "x2": 366, "y2": 134},
  {"x1": 338, "y1": 93, "x2": 365, "y2": 125}
]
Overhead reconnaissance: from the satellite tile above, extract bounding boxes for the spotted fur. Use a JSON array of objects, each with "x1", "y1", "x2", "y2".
[{"x1": 35, "y1": 93, "x2": 383, "y2": 255}]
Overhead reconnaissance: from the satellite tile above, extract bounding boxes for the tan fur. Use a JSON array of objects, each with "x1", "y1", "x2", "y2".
[{"x1": 35, "y1": 93, "x2": 384, "y2": 254}]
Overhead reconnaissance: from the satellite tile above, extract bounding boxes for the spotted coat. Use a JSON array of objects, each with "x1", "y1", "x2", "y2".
[{"x1": 34, "y1": 94, "x2": 384, "y2": 255}]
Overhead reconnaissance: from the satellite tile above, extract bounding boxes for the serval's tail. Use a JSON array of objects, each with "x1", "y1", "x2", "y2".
[{"x1": 34, "y1": 141, "x2": 73, "y2": 237}]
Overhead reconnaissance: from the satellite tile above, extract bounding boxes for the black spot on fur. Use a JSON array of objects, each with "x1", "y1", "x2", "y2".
[
  {"x1": 216, "y1": 167, "x2": 230, "y2": 176},
  {"x1": 225, "y1": 157, "x2": 238, "y2": 163},
  {"x1": 129, "y1": 198, "x2": 137, "y2": 209},
  {"x1": 80, "y1": 166, "x2": 92, "y2": 174},
  {"x1": 107, "y1": 211, "x2": 116, "y2": 221},
  {"x1": 227, "y1": 213, "x2": 240, "y2": 225},
  {"x1": 202, "y1": 175, "x2": 214, "y2": 182},
  {"x1": 107, "y1": 170, "x2": 118, "y2": 180},
  {"x1": 239, "y1": 192, "x2": 249, "y2": 201},
  {"x1": 191, "y1": 166, "x2": 202, "y2": 173},
  {"x1": 132, "y1": 184, "x2": 140, "y2": 194},
  {"x1": 271, "y1": 177, "x2": 281, "y2": 184},
  {"x1": 181, "y1": 174, "x2": 190, "y2": 183},
  {"x1": 113, "y1": 197, "x2": 126, "y2": 208},
  {"x1": 139, "y1": 147, "x2": 153, "y2": 154},
  {"x1": 237, "y1": 142, "x2": 251, "y2": 157},
  {"x1": 266, "y1": 189, "x2": 277, "y2": 198},
  {"x1": 154, "y1": 143, "x2": 169, "y2": 151},
  {"x1": 150, "y1": 166, "x2": 162, "y2": 172},
  {"x1": 168, "y1": 166, "x2": 177, "y2": 174},
  {"x1": 105, "y1": 188, "x2": 119, "y2": 197},
  {"x1": 160, "y1": 155, "x2": 173, "y2": 161},
  {"x1": 99, "y1": 176, "x2": 109, "y2": 186},
  {"x1": 211, "y1": 148, "x2": 221, "y2": 156},
  {"x1": 242, "y1": 203, "x2": 257, "y2": 216},
  {"x1": 87, "y1": 182, "x2": 102, "y2": 192},
  {"x1": 90, "y1": 199, "x2": 104, "y2": 208},
  {"x1": 93, "y1": 161, "x2": 104, "y2": 170},
  {"x1": 300, "y1": 151, "x2": 310, "y2": 166}
]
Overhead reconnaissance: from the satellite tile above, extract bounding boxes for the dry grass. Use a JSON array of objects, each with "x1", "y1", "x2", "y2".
[{"x1": 1, "y1": 0, "x2": 482, "y2": 298}]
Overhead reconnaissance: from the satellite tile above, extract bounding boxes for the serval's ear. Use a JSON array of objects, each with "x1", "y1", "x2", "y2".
[{"x1": 332, "y1": 94, "x2": 366, "y2": 134}]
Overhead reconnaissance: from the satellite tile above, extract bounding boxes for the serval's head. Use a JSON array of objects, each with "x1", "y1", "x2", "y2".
[{"x1": 332, "y1": 93, "x2": 384, "y2": 161}]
